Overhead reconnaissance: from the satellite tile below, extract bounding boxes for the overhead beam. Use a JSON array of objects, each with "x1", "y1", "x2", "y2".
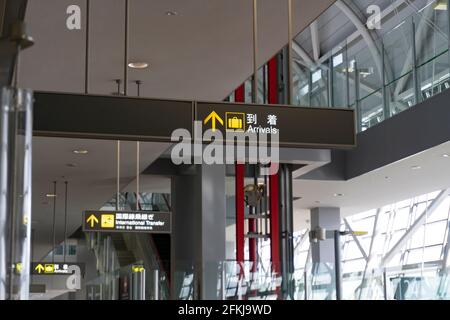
[
  {"x1": 335, "y1": 0, "x2": 383, "y2": 76},
  {"x1": 382, "y1": 189, "x2": 450, "y2": 266},
  {"x1": 292, "y1": 41, "x2": 316, "y2": 69},
  {"x1": 344, "y1": 218, "x2": 368, "y2": 261},
  {"x1": 310, "y1": 21, "x2": 320, "y2": 62},
  {"x1": 394, "y1": 4, "x2": 435, "y2": 98}
]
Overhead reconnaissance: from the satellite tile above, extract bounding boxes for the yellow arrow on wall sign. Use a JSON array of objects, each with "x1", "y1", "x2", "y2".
[
  {"x1": 204, "y1": 111, "x2": 224, "y2": 132},
  {"x1": 86, "y1": 214, "x2": 99, "y2": 228},
  {"x1": 35, "y1": 264, "x2": 44, "y2": 273}
]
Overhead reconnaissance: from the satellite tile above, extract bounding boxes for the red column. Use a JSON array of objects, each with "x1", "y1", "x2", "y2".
[
  {"x1": 235, "y1": 163, "x2": 245, "y2": 274},
  {"x1": 235, "y1": 84, "x2": 246, "y2": 275},
  {"x1": 269, "y1": 173, "x2": 280, "y2": 274},
  {"x1": 235, "y1": 84, "x2": 245, "y2": 103},
  {"x1": 268, "y1": 56, "x2": 278, "y2": 105}
]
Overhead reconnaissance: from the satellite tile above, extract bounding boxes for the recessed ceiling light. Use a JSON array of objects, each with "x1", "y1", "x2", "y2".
[
  {"x1": 128, "y1": 62, "x2": 149, "y2": 69},
  {"x1": 442, "y1": 154, "x2": 450, "y2": 158},
  {"x1": 334, "y1": 193, "x2": 344, "y2": 197},
  {"x1": 411, "y1": 165, "x2": 422, "y2": 170},
  {"x1": 73, "y1": 149, "x2": 88, "y2": 155},
  {"x1": 166, "y1": 11, "x2": 178, "y2": 16},
  {"x1": 46, "y1": 194, "x2": 56, "y2": 198}
]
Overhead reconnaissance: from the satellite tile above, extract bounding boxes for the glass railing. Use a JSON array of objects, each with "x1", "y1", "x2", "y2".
[{"x1": 228, "y1": 0, "x2": 450, "y2": 134}]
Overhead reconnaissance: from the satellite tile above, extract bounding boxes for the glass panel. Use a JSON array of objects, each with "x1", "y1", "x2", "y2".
[
  {"x1": 293, "y1": 62, "x2": 311, "y2": 106},
  {"x1": 331, "y1": 49, "x2": 348, "y2": 107},
  {"x1": 415, "y1": 1, "x2": 449, "y2": 66},
  {"x1": 425, "y1": 221, "x2": 447, "y2": 246},
  {"x1": 310, "y1": 66, "x2": 329, "y2": 107},
  {"x1": 418, "y1": 50, "x2": 450, "y2": 102},
  {"x1": 359, "y1": 89, "x2": 383, "y2": 131},
  {"x1": 383, "y1": 18, "x2": 413, "y2": 83},
  {"x1": 386, "y1": 70, "x2": 416, "y2": 116}
]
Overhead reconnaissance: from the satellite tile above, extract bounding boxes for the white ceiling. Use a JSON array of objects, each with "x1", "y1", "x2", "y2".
[
  {"x1": 19, "y1": 0, "x2": 335, "y2": 101},
  {"x1": 32, "y1": 137, "x2": 171, "y2": 260},
  {"x1": 33, "y1": 137, "x2": 450, "y2": 258},
  {"x1": 293, "y1": 140, "x2": 450, "y2": 230}
]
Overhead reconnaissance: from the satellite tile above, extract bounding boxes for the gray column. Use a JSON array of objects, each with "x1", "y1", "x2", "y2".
[
  {"x1": 310, "y1": 207, "x2": 341, "y2": 264},
  {"x1": 171, "y1": 164, "x2": 226, "y2": 300}
]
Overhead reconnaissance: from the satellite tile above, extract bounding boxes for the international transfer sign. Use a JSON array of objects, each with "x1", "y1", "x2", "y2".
[{"x1": 82, "y1": 210, "x2": 171, "y2": 234}]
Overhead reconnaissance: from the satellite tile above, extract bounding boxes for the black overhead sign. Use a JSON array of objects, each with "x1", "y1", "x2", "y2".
[
  {"x1": 33, "y1": 92, "x2": 193, "y2": 142},
  {"x1": 31, "y1": 262, "x2": 85, "y2": 275},
  {"x1": 33, "y1": 92, "x2": 356, "y2": 149},
  {"x1": 196, "y1": 102, "x2": 356, "y2": 149},
  {"x1": 82, "y1": 210, "x2": 171, "y2": 234}
]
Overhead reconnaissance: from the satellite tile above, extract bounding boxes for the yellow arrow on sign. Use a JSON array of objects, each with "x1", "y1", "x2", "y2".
[
  {"x1": 204, "y1": 111, "x2": 224, "y2": 132},
  {"x1": 35, "y1": 264, "x2": 44, "y2": 274},
  {"x1": 86, "y1": 214, "x2": 99, "y2": 228}
]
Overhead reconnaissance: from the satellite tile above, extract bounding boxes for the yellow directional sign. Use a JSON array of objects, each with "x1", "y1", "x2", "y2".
[
  {"x1": 86, "y1": 214, "x2": 99, "y2": 228},
  {"x1": 352, "y1": 231, "x2": 368, "y2": 236},
  {"x1": 204, "y1": 111, "x2": 224, "y2": 132},
  {"x1": 35, "y1": 264, "x2": 45, "y2": 274},
  {"x1": 45, "y1": 264, "x2": 54, "y2": 273},
  {"x1": 132, "y1": 265, "x2": 145, "y2": 273},
  {"x1": 15, "y1": 262, "x2": 23, "y2": 274},
  {"x1": 83, "y1": 210, "x2": 171, "y2": 234},
  {"x1": 101, "y1": 214, "x2": 115, "y2": 228}
]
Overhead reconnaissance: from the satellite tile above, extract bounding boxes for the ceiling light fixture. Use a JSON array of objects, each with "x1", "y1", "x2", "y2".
[
  {"x1": 128, "y1": 62, "x2": 149, "y2": 69},
  {"x1": 73, "y1": 149, "x2": 88, "y2": 155},
  {"x1": 411, "y1": 165, "x2": 422, "y2": 170},
  {"x1": 46, "y1": 194, "x2": 56, "y2": 198},
  {"x1": 334, "y1": 193, "x2": 344, "y2": 197},
  {"x1": 434, "y1": 0, "x2": 447, "y2": 10},
  {"x1": 166, "y1": 11, "x2": 178, "y2": 16},
  {"x1": 442, "y1": 154, "x2": 450, "y2": 158}
]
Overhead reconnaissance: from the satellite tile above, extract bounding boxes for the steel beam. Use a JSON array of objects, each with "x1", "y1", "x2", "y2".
[
  {"x1": 344, "y1": 218, "x2": 368, "y2": 261},
  {"x1": 382, "y1": 189, "x2": 450, "y2": 265}
]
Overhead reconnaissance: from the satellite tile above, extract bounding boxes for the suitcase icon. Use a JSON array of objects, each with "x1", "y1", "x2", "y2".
[{"x1": 228, "y1": 117, "x2": 243, "y2": 129}]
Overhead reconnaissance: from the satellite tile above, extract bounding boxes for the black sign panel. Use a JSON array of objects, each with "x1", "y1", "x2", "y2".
[
  {"x1": 33, "y1": 92, "x2": 356, "y2": 149},
  {"x1": 196, "y1": 102, "x2": 356, "y2": 149},
  {"x1": 34, "y1": 92, "x2": 193, "y2": 142},
  {"x1": 82, "y1": 210, "x2": 171, "y2": 234},
  {"x1": 31, "y1": 262, "x2": 85, "y2": 275}
]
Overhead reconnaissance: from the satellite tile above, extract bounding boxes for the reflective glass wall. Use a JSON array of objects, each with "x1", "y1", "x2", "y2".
[{"x1": 227, "y1": 0, "x2": 450, "y2": 133}]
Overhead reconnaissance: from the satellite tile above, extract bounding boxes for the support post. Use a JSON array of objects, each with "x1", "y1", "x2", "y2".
[
  {"x1": 334, "y1": 230, "x2": 342, "y2": 300},
  {"x1": 412, "y1": 18, "x2": 420, "y2": 105}
]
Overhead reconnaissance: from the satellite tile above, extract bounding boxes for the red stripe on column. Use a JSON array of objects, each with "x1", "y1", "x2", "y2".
[
  {"x1": 235, "y1": 163, "x2": 245, "y2": 269},
  {"x1": 235, "y1": 84, "x2": 245, "y2": 275},
  {"x1": 269, "y1": 173, "x2": 280, "y2": 274},
  {"x1": 235, "y1": 84, "x2": 245, "y2": 103},
  {"x1": 268, "y1": 56, "x2": 278, "y2": 105}
]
